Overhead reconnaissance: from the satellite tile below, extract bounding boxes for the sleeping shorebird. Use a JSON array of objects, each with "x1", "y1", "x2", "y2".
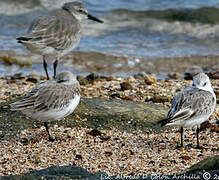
[
  {"x1": 159, "y1": 73, "x2": 216, "y2": 148},
  {"x1": 10, "y1": 71, "x2": 80, "y2": 141}
]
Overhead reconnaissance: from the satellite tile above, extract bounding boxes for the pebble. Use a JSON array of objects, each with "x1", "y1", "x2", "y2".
[
  {"x1": 120, "y1": 82, "x2": 132, "y2": 91},
  {"x1": 0, "y1": 73, "x2": 218, "y2": 176},
  {"x1": 184, "y1": 66, "x2": 203, "y2": 80},
  {"x1": 144, "y1": 74, "x2": 157, "y2": 85}
]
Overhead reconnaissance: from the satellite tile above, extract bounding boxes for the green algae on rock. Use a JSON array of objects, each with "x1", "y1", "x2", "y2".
[{"x1": 0, "y1": 98, "x2": 167, "y2": 139}]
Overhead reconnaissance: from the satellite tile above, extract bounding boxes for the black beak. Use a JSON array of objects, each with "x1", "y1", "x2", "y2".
[{"x1": 88, "y1": 14, "x2": 103, "y2": 23}]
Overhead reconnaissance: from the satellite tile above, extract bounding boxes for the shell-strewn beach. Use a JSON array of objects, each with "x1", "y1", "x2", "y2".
[{"x1": 0, "y1": 74, "x2": 218, "y2": 176}]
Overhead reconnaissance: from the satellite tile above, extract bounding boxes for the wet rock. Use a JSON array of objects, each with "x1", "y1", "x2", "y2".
[
  {"x1": 184, "y1": 66, "x2": 203, "y2": 80},
  {"x1": 120, "y1": 82, "x2": 132, "y2": 91}
]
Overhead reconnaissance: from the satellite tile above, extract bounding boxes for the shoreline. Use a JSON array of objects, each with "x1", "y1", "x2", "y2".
[
  {"x1": 0, "y1": 73, "x2": 218, "y2": 176},
  {"x1": 0, "y1": 50, "x2": 218, "y2": 76}
]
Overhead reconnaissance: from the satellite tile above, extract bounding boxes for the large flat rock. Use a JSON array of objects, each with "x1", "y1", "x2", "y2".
[{"x1": 0, "y1": 98, "x2": 167, "y2": 138}]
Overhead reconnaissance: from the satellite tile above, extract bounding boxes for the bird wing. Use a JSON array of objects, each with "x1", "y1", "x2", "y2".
[
  {"x1": 17, "y1": 10, "x2": 81, "y2": 51},
  {"x1": 10, "y1": 81, "x2": 80, "y2": 112},
  {"x1": 163, "y1": 88, "x2": 215, "y2": 125}
]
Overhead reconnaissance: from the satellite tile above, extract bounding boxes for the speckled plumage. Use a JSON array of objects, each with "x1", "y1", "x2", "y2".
[
  {"x1": 17, "y1": 1, "x2": 103, "y2": 79},
  {"x1": 11, "y1": 71, "x2": 80, "y2": 121},
  {"x1": 159, "y1": 73, "x2": 216, "y2": 148},
  {"x1": 10, "y1": 71, "x2": 80, "y2": 140}
]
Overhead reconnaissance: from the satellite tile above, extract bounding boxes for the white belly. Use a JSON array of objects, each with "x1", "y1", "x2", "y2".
[{"x1": 25, "y1": 95, "x2": 80, "y2": 122}]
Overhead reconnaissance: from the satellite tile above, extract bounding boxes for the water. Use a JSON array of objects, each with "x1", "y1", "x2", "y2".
[{"x1": 1, "y1": 0, "x2": 219, "y2": 74}]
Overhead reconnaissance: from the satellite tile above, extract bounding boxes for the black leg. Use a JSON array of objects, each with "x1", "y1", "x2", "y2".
[
  {"x1": 180, "y1": 127, "x2": 184, "y2": 147},
  {"x1": 44, "y1": 122, "x2": 54, "y2": 141},
  {"x1": 196, "y1": 126, "x2": 200, "y2": 149},
  {"x1": 43, "y1": 56, "x2": 49, "y2": 80},
  {"x1": 53, "y1": 59, "x2": 58, "y2": 79}
]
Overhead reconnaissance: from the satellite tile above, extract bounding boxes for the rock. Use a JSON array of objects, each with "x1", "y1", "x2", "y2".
[
  {"x1": 0, "y1": 98, "x2": 168, "y2": 139},
  {"x1": 1, "y1": 165, "x2": 107, "y2": 180},
  {"x1": 26, "y1": 73, "x2": 40, "y2": 84},
  {"x1": 120, "y1": 82, "x2": 132, "y2": 91},
  {"x1": 168, "y1": 72, "x2": 182, "y2": 79},
  {"x1": 184, "y1": 66, "x2": 203, "y2": 80},
  {"x1": 188, "y1": 155, "x2": 219, "y2": 173},
  {"x1": 125, "y1": 76, "x2": 135, "y2": 83},
  {"x1": 86, "y1": 73, "x2": 100, "y2": 84},
  {"x1": 207, "y1": 71, "x2": 219, "y2": 79},
  {"x1": 134, "y1": 72, "x2": 147, "y2": 79},
  {"x1": 77, "y1": 75, "x2": 89, "y2": 85},
  {"x1": 150, "y1": 95, "x2": 171, "y2": 103},
  {"x1": 144, "y1": 74, "x2": 157, "y2": 85},
  {"x1": 10, "y1": 73, "x2": 24, "y2": 80}
]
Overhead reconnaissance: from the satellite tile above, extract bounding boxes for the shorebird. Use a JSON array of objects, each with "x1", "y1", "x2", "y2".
[
  {"x1": 10, "y1": 71, "x2": 80, "y2": 141},
  {"x1": 17, "y1": 1, "x2": 103, "y2": 79},
  {"x1": 159, "y1": 73, "x2": 216, "y2": 148}
]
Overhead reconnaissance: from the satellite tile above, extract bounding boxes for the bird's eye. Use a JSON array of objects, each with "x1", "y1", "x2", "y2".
[
  {"x1": 203, "y1": 82, "x2": 207, "y2": 86},
  {"x1": 79, "y1": 9, "x2": 83, "y2": 13}
]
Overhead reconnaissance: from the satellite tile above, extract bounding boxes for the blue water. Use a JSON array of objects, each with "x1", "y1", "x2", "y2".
[{"x1": 1, "y1": 0, "x2": 219, "y2": 59}]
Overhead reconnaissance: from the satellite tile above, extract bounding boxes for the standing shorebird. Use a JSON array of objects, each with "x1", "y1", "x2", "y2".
[
  {"x1": 10, "y1": 71, "x2": 80, "y2": 141},
  {"x1": 159, "y1": 73, "x2": 216, "y2": 148},
  {"x1": 17, "y1": 1, "x2": 103, "y2": 79}
]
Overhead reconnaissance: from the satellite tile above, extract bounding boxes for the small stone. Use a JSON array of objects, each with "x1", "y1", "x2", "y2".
[
  {"x1": 26, "y1": 73, "x2": 40, "y2": 83},
  {"x1": 185, "y1": 66, "x2": 203, "y2": 80},
  {"x1": 20, "y1": 137, "x2": 29, "y2": 145},
  {"x1": 168, "y1": 72, "x2": 182, "y2": 79},
  {"x1": 87, "y1": 129, "x2": 102, "y2": 137},
  {"x1": 126, "y1": 76, "x2": 135, "y2": 83},
  {"x1": 75, "y1": 154, "x2": 82, "y2": 160},
  {"x1": 180, "y1": 155, "x2": 191, "y2": 161},
  {"x1": 151, "y1": 95, "x2": 171, "y2": 103},
  {"x1": 207, "y1": 71, "x2": 219, "y2": 79},
  {"x1": 122, "y1": 96, "x2": 134, "y2": 101},
  {"x1": 120, "y1": 82, "x2": 132, "y2": 91},
  {"x1": 110, "y1": 93, "x2": 121, "y2": 98},
  {"x1": 144, "y1": 74, "x2": 157, "y2": 85},
  {"x1": 77, "y1": 76, "x2": 89, "y2": 85},
  {"x1": 134, "y1": 72, "x2": 147, "y2": 79},
  {"x1": 86, "y1": 73, "x2": 100, "y2": 84}
]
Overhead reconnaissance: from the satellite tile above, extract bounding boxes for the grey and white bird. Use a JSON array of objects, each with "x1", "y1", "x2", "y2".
[
  {"x1": 17, "y1": 1, "x2": 103, "y2": 79},
  {"x1": 159, "y1": 73, "x2": 216, "y2": 148},
  {"x1": 10, "y1": 71, "x2": 80, "y2": 141}
]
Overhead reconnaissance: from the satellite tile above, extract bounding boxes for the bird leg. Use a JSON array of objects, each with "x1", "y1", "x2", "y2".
[
  {"x1": 180, "y1": 127, "x2": 184, "y2": 147},
  {"x1": 43, "y1": 56, "x2": 49, "y2": 80},
  {"x1": 196, "y1": 126, "x2": 200, "y2": 149},
  {"x1": 44, "y1": 122, "x2": 55, "y2": 141},
  {"x1": 53, "y1": 59, "x2": 58, "y2": 79}
]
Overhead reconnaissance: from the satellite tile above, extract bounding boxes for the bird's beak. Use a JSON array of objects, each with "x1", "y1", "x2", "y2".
[{"x1": 88, "y1": 14, "x2": 103, "y2": 23}]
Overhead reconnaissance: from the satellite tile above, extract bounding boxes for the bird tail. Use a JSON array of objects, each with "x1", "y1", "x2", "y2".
[
  {"x1": 157, "y1": 117, "x2": 169, "y2": 127},
  {"x1": 16, "y1": 36, "x2": 32, "y2": 43}
]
